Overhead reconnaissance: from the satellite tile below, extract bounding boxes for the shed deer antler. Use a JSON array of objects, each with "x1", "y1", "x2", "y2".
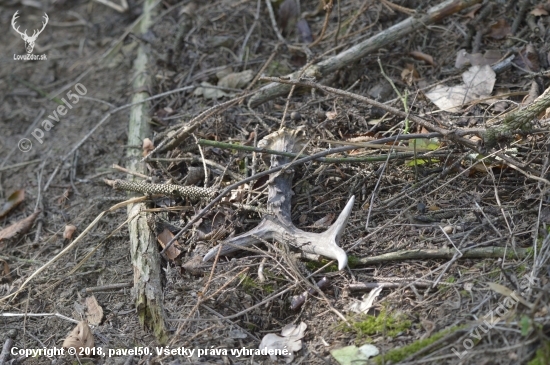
[
  {"x1": 204, "y1": 127, "x2": 354, "y2": 270},
  {"x1": 11, "y1": 11, "x2": 49, "y2": 53}
]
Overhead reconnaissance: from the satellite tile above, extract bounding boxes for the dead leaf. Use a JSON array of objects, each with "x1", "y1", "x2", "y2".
[
  {"x1": 410, "y1": 51, "x2": 435, "y2": 66},
  {"x1": 530, "y1": 7, "x2": 548, "y2": 16},
  {"x1": 157, "y1": 228, "x2": 181, "y2": 261},
  {"x1": 515, "y1": 44, "x2": 540, "y2": 72},
  {"x1": 486, "y1": 282, "x2": 533, "y2": 309},
  {"x1": 488, "y1": 19, "x2": 511, "y2": 40},
  {"x1": 464, "y1": 3, "x2": 482, "y2": 18},
  {"x1": 85, "y1": 296, "x2": 103, "y2": 326},
  {"x1": 0, "y1": 190, "x2": 25, "y2": 219},
  {"x1": 326, "y1": 111, "x2": 338, "y2": 120},
  {"x1": 0, "y1": 210, "x2": 40, "y2": 242},
  {"x1": 193, "y1": 82, "x2": 229, "y2": 99},
  {"x1": 142, "y1": 138, "x2": 154, "y2": 157},
  {"x1": 455, "y1": 49, "x2": 502, "y2": 68},
  {"x1": 313, "y1": 213, "x2": 335, "y2": 227},
  {"x1": 64, "y1": 225, "x2": 77, "y2": 240},
  {"x1": 401, "y1": 63, "x2": 420, "y2": 85},
  {"x1": 347, "y1": 286, "x2": 382, "y2": 313},
  {"x1": 331, "y1": 344, "x2": 379, "y2": 365},
  {"x1": 217, "y1": 70, "x2": 254, "y2": 89},
  {"x1": 425, "y1": 65, "x2": 495, "y2": 111},
  {"x1": 259, "y1": 322, "x2": 306, "y2": 363},
  {"x1": 0, "y1": 259, "x2": 11, "y2": 283},
  {"x1": 62, "y1": 321, "x2": 95, "y2": 354}
]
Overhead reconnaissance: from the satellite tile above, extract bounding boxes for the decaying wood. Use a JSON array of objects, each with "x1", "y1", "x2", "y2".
[
  {"x1": 126, "y1": 0, "x2": 168, "y2": 344},
  {"x1": 203, "y1": 127, "x2": 354, "y2": 270},
  {"x1": 248, "y1": 0, "x2": 482, "y2": 108}
]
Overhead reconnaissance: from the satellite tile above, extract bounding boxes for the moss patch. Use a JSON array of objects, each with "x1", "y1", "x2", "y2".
[
  {"x1": 528, "y1": 341, "x2": 550, "y2": 365},
  {"x1": 339, "y1": 309, "x2": 412, "y2": 340},
  {"x1": 372, "y1": 325, "x2": 464, "y2": 365}
]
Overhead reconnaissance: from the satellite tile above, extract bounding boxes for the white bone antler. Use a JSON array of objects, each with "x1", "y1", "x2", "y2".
[
  {"x1": 11, "y1": 11, "x2": 48, "y2": 53},
  {"x1": 203, "y1": 127, "x2": 354, "y2": 270}
]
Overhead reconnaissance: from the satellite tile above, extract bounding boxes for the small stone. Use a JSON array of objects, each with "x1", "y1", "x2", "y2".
[{"x1": 291, "y1": 111, "x2": 301, "y2": 121}]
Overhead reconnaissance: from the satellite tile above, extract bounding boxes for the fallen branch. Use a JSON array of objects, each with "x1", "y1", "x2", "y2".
[
  {"x1": 125, "y1": 0, "x2": 168, "y2": 344},
  {"x1": 356, "y1": 246, "x2": 530, "y2": 266},
  {"x1": 248, "y1": 0, "x2": 482, "y2": 107},
  {"x1": 483, "y1": 86, "x2": 550, "y2": 149}
]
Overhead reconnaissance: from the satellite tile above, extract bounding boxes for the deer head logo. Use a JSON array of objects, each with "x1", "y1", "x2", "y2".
[{"x1": 11, "y1": 11, "x2": 49, "y2": 54}]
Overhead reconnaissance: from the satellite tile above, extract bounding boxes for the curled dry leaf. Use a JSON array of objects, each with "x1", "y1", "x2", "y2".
[
  {"x1": 62, "y1": 321, "x2": 94, "y2": 354},
  {"x1": 218, "y1": 70, "x2": 254, "y2": 89},
  {"x1": 63, "y1": 225, "x2": 77, "y2": 240},
  {"x1": 347, "y1": 286, "x2": 383, "y2": 313},
  {"x1": 410, "y1": 50, "x2": 435, "y2": 66},
  {"x1": 0, "y1": 259, "x2": 11, "y2": 283},
  {"x1": 401, "y1": 63, "x2": 420, "y2": 86},
  {"x1": 455, "y1": 49, "x2": 501, "y2": 68},
  {"x1": 259, "y1": 322, "x2": 306, "y2": 363},
  {"x1": 326, "y1": 111, "x2": 338, "y2": 120},
  {"x1": 157, "y1": 228, "x2": 182, "y2": 261},
  {"x1": 488, "y1": 19, "x2": 511, "y2": 40},
  {"x1": 142, "y1": 138, "x2": 154, "y2": 157},
  {"x1": 0, "y1": 210, "x2": 40, "y2": 242},
  {"x1": 530, "y1": 7, "x2": 548, "y2": 16},
  {"x1": 313, "y1": 213, "x2": 335, "y2": 227},
  {"x1": 85, "y1": 295, "x2": 104, "y2": 326},
  {"x1": 0, "y1": 190, "x2": 25, "y2": 219}
]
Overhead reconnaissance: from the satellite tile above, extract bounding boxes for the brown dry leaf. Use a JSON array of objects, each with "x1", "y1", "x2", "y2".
[
  {"x1": 455, "y1": 49, "x2": 502, "y2": 68},
  {"x1": 464, "y1": 3, "x2": 482, "y2": 18},
  {"x1": 62, "y1": 321, "x2": 94, "y2": 353},
  {"x1": 410, "y1": 51, "x2": 435, "y2": 66},
  {"x1": 401, "y1": 63, "x2": 420, "y2": 85},
  {"x1": 217, "y1": 70, "x2": 254, "y2": 89},
  {"x1": 142, "y1": 138, "x2": 154, "y2": 157},
  {"x1": 0, "y1": 210, "x2": 40, "y2": 242},
  {"x1": 0, "y1": 190, "x2": 25, "y2": 219},
  {"x1": 157, "y1": 228, "x2": 182, "y2": 261},
  {"x1": 516, "y1": 44, "x2": 540, "y2": 72},
  {"x1": 313, "y1": 213, "x2": 335, "y2": 227},
  {"x1": 0, "y1": 259, "x2": 11, "y2": 283},
  {"x1": 85, "y1": 296, "x2": 104, "y2": 326},
  {"x1": 530, "y1": 7, "x2": 548, "y2": 16},
  {"x1": 488, "y1": 19, "x2": 511, "y2": 40},
  {"x1": 326, "y1": 111, "x2": 337, "y2": 120},
  {"x1": 63, "y1": 225, "x2": 77, "y2": 240}
]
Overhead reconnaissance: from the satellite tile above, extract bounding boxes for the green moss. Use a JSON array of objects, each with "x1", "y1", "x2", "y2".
[
  {"x1": 528, "y1": 341, "x2": 550, "y2": 365},
  {"x1": 305, "y1": 259, "x2": 339, "y2": 272},
  {"x1": 372, "y1": 325, "x2": 464, "y2": 365},
  {"x1": 348, "y1": 255, "x2": 360, "y2": 269},
  {"x1": 339, "y1": 309, "x2": 411, "y2": 340},
  {"x1": 238, "y1": 274, "x2": 274, "y2": 294}
]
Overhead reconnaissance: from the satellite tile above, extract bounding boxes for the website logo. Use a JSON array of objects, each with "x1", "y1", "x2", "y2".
[{"x1": 12, "y1": 11, "x2": 48, "y2": 60}]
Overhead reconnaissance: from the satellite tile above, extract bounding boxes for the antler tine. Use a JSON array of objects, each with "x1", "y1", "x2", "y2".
[
  {"x1": 11, "y1": 11, "x2": 27, "y2": 36},
  {"x1": 35, "y1": 13, "x2": 48, "y2": 36},
  {"x1": 203, "y1": 128, "x2": 355, "y2": 271}
]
